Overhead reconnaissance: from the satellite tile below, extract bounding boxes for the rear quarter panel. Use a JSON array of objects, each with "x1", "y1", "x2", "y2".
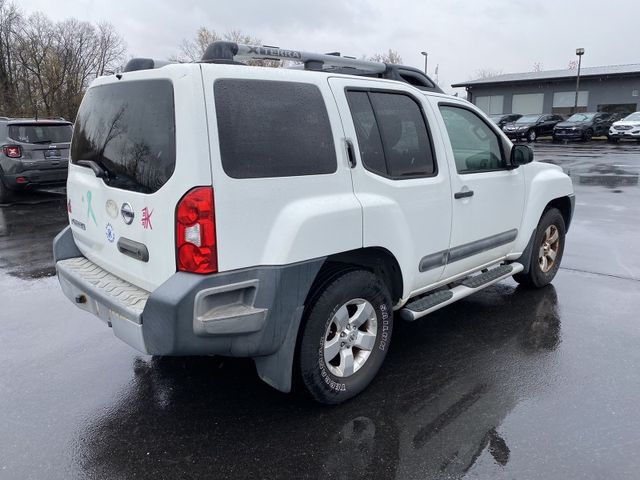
[{"x1": 201, "y1": 66, "x2": 362, "y2": 271}]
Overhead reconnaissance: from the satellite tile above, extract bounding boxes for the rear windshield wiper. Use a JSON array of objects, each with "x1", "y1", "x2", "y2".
[
  {"x1": 31, "y1": 139, "x2": 53, "y2": 144},
  {"x1": 77, "y1": 159, "x2": 109, "y2": 179}
]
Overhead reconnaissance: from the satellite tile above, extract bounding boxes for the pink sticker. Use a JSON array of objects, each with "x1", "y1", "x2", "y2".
[{"x1": 141, "y1": 207, "x2": 153, "y2": 230}]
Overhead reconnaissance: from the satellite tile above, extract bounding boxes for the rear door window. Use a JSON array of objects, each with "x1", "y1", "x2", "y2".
[
  {"x1": 70, "y1": 79, "x2": 176, "y2": 193},
  {"x1": 346, "y1": 90, "x2": 436, "y2": 178},
  {"x1": 214, "y1": 79, "x2": 336, "y2": 179},
  {"x1": 8, "y1": 124, "x2": 72, "y2": 144}
]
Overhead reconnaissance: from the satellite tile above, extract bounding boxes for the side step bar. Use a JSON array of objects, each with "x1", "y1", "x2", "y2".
[{"x1": 400, "y1": 263, "x2": 523, "y2": 322}]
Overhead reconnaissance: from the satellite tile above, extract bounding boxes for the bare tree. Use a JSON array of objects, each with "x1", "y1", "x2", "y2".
[
  {"x1": 0, "y1": 0, "x2": 22, "y2": 114},
  {"x1": 471, "y1": 68, "x2": 503, "y2": 80},
  {"x1": 0, "y1": 1, "x2": 126, "y2": 119},
  {"x1": 173, "y1": 27, "x2": 221, "y2": 62},
  {"x1": 174, "y1": 27, "x2": 280, "y2": 67},
  {"x1": 567, "y1": 60, "x2": 578, "y2": 70},
  {"x1": 369, "y1": 49, "x2": 402, "y2": 64},
  {"x1": 532, "y1": 62, "x2": 543, "y2": 72}
]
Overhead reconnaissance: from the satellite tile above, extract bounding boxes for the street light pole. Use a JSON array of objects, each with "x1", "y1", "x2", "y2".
[
  {"x1": 573, "y1": 48, "x2": 585, "y2": 114},
  {"x1": 421, "y1": 51, "x2": 428, "y2": 75}
]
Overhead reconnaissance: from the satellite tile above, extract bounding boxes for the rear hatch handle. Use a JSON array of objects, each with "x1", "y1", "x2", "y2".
[
  {"x1": 117, "y1": 237, "x2": 149, "y2": 263},
  {"x1": 77, "y1": 159, "x2": 109, "y2": 179}
]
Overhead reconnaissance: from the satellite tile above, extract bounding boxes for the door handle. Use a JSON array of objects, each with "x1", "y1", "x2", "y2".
[
  {"x1": 454, "y1": 190, "x2": 474, "y2": 199},
  {"x1": 346, "y1": 139, "x2": 356, "y2": 168}
]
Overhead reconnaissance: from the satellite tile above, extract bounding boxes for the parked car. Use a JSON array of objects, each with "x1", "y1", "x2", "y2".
[
  {"x1": 53, "y1": 41, "x2": 574, "y2": 404},
  {"x1": 503, "y1": 114, "x2": 564, "y2": 142},
  {"x1": 552, "y1": 112, "x2": 613, "y2": 142},
  {"x1": 608, "y1": 112, "x2": 640, "y2": 142},
  {"x1": 0, "y1": 117, "x2": 72, "y2": 203},
  {"x1": 489, "y1": 113, "x2": 522, "y2": 129}
]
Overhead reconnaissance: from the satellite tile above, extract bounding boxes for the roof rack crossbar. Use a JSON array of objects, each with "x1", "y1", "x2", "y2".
[{"x1": 202, "y1": 41, "x2": 387, "y2": 74}]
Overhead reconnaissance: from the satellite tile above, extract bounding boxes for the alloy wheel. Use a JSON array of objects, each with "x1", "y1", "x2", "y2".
[
  {"x1": 323, "y1": 299, "x2": 378, "y2": 378},
  {"x1": 539, "y1": 225, "x2": 560, "y2": 273}
]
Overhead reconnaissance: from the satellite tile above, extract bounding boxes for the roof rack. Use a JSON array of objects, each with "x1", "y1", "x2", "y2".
[
  {"x1": 201, "y1": 41, "x2": 443, "y2": 93},
  {"x1": 202, "y1": 41, "x2": 386, "y2": 73}
]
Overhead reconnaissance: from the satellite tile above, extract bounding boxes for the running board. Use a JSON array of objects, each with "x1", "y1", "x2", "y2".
[{"x1": 400, "y1": 263, "x2": 524, "y2": 322}]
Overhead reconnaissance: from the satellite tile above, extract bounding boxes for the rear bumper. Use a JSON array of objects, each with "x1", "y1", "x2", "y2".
[
  {"x1": 3, "y1": 167, "x2": 68, "y2": 188},
  {"x1": 53, "y1": 226, "x2": 324, "y2": 392}
]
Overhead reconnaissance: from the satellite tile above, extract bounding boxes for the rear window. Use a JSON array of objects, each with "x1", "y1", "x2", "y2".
[
  {"x1": 8, "y1": 124, "x2": 72, "y2": 144},
  {"x1": 71, "y1": 79, "x2": 175, "y2": 193},
  {"x1": 214, "y1": 79, "x2": 336, "y2": 179}
]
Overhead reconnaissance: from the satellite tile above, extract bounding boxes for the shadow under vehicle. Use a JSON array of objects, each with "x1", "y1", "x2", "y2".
[
  {"x1": 552, "y1": 112, "x2": 613, "y2": 142},
  {"x1": 75, "y1": 283, "x2": 562, "y2": 479}
]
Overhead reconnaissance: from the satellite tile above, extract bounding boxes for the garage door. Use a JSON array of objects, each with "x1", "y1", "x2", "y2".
[
  {"x1": 512, "y1": 93, "x2": 544, "y2": 114},
  {"x1": 475, "y1": 95, "x2": 504, "y2": 115}
]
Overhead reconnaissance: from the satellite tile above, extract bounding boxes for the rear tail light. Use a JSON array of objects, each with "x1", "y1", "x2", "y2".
[
  {"x1": 176, "y1": 187, "x2": 217, "y2": 274},
  {"x1": 3, "y1": 145, "x2": 22, "y2": 158}
]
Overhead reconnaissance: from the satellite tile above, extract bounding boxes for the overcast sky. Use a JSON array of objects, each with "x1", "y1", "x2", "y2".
[{"x1": 18, "y1": 0, "x2": 639, "y2": 93}]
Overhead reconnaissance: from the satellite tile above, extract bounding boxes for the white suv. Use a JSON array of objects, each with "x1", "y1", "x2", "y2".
[
  {"x1": 608, "y1": 111, "x2": 640, "y2": 142},
  {"x1": 54, "y1": 42, "x2": 574, "y2": 404}
]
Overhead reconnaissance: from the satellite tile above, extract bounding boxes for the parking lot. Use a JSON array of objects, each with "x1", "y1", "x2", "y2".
[{"x1": 1, "y1": 141, "x2": 639, "y2": 479}]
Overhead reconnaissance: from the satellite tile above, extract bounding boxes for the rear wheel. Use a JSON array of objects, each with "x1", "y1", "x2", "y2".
[
  {"x1": 514, "y1": 208, "x2": 566, "y2": 288},
  {"x1": 298, "y1": 269, "x2": 393, "y2": 404}
]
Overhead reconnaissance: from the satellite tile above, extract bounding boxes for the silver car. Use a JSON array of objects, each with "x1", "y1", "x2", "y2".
[{"x1": 0, "y1": 117, "x2": 72, "y2": 202}]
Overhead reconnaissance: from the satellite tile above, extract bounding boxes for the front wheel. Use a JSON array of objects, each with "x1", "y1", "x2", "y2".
[
  {"x1": 582, "y1": 129, "x2": 593, "y2": 142},
  {"x1": 527, "y1": 129, "x2": 537, "y2": 142},
  {"x1": 514, "y1": 208, "x2": 566, "y2": 288},
  {"x1": 298, "y1": 270, "x2": 393, "y2": 404}
]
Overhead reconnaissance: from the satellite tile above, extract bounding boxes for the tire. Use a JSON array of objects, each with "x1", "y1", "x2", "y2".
[
  {"x1": 607, "y1": 136, "x2": 619, "y2": 144},
  {"x1": 582, "y1": 129, "x2": 593, "y2": 142},
  {"x1": 526, "y1": 129, "x2": 537, "y2": 143},
  {"x1": 514, "y1": 208, "x2": 566, "y2": 288},
  {"x1": 298, "y1": 269, "x2": 393, "y2": 404},
  {"x1": 552, "y1": 135, "x2": 560, "y2": 143},
  {"x1": 0, "y1": 176, "x2": 12, "y2": 204}
]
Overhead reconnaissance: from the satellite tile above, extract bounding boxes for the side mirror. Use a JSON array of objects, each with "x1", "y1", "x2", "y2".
[{"x1": 511, "y1": 144, "x2": 534, "y2": 167}]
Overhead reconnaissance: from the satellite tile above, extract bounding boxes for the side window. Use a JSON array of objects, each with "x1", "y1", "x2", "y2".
[
  {"x1": 214, "y1": 79, "x2": 336, "y2": 179},
  {"x1": 439, "y1": 105, "x2": 506, "y2": 173},
  {"x1": 345, "y1": 91, "x2": 387, "y2": 176},
  {"x1": 346, "y1": 90, "x2": 436, "y2": 178}
]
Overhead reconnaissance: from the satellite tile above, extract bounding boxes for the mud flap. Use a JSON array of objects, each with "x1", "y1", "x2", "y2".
[
  {"x1": 253, "y1": 305, "x2": 306, "y2": 393},
  {"x1": 517, "y1": 229, "x2": 536, "y2": 274}
]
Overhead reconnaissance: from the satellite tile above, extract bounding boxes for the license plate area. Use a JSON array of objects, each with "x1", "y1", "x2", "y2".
[{"x1": 44, "y1": 149, "x2": 61, "y2": 159}]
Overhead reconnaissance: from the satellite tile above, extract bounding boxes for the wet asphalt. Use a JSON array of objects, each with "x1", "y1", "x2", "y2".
[{"x1": 1, "y1": 141, "x2": 640, "y2": 480}]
